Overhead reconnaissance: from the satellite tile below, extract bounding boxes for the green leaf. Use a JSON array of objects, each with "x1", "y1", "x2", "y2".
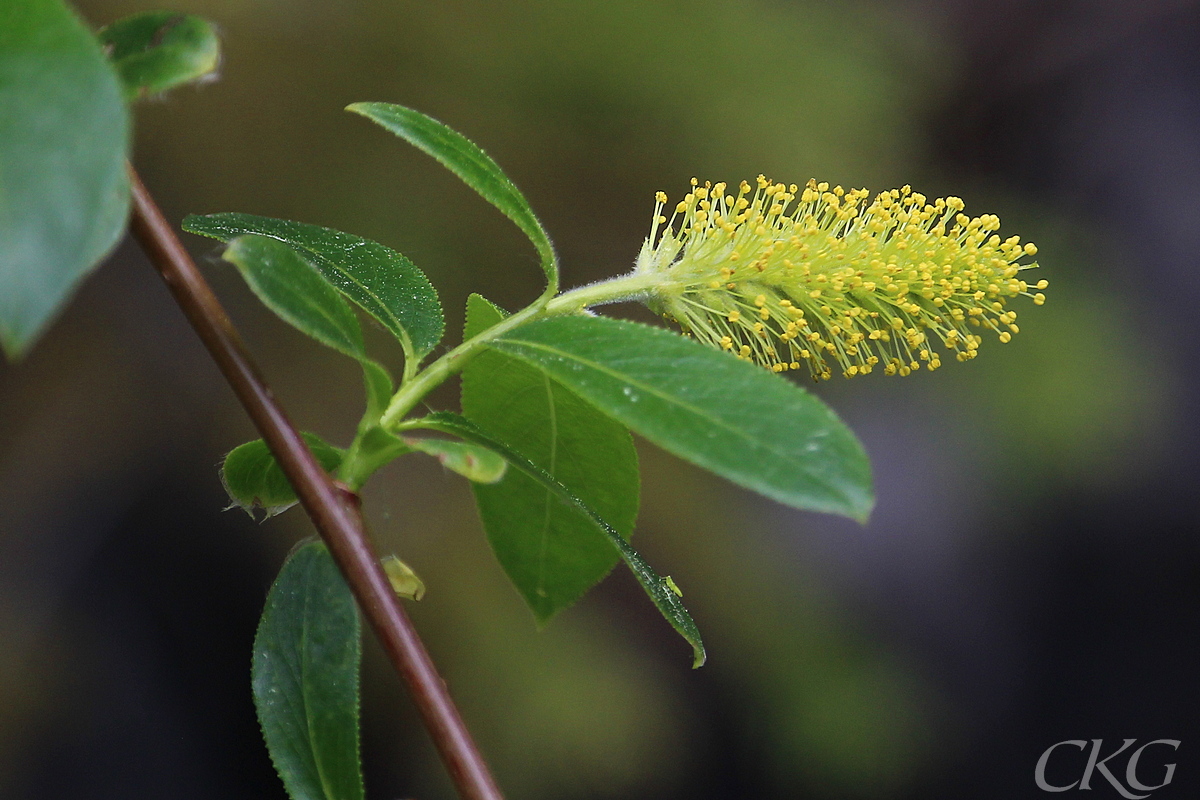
[
  {"x1": 222, "y1": 433, "x2": 344, "y2": 518},
  {"x1": 184, "y1": 212, "x2": 443, "y2": 361},
  {"x1": 408, "y1": 411, "x2": 705, "y2": 668},
  {"x1": 346, "y1": 103, "x2": 557, "y2": 292},
  {"x1": 222, "y1": 234, "x2": 367, "y2": 360},
  {"x1": 218, "y1": 287, "x2": 393, "y2": 492},
  {"x1": 461, "y1": 295, "x2": 639, "y2": 623},
  {"x1": 218, "y1": 236, "x2": 399, "y2": 429},
  {"x1": 490, "y1": 316, "x2": 874, "y2": 522},
  {"x1": 97, "y1": 11, "x2": 219, "y2": 101},
  {"x1": 0, "y1": 0, "x2": 130, "y2": 360},
  {"x1": 253, "y1": 540, "x2": 363, "y2": 800},
  {"x1": 404, "y1": 436, "x2": 507, "y2": 484}
]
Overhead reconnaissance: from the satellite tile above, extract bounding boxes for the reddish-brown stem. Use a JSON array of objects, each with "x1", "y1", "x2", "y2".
[{"x1": 126, "y1": 165, "x2": 504, "y2": 800}]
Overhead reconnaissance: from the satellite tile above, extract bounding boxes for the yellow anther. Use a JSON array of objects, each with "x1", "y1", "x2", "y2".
[{"x1": 637, "y1": 178, "x2": 1047, "y2": 378}]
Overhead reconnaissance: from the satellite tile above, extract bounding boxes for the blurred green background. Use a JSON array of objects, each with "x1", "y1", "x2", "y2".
[{"x1": 2, "y1": 1, "x2": 1197, "y2": 798}]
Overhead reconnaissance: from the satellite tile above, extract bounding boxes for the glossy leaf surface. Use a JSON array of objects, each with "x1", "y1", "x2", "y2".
[
  {"x1": 222, "y1": 433, "x2": 344, "y2": 518},
  {"x1": 253, "y1": 541, "x2": 363, "y2": 800},
  {"x1": 97, "y1": 11, "x2": 219, "y2": 100},
  {"x1": 491, "y1": 315, "x2": 874, "y2": 522},
  {"x1": 347, "y1": 103, "x2": 557, "y2": 289},
  {"x1": 184, "y1": 212, "x2": 443, "y2": 360},
  {"x1": 407, "y1": 411, "x2": 705, "y2": 667},
  {"x1": 0, "y1": 0, "x2": 129, "y2": 360},
  {"x1": 462, "y1": 295, "x2": 639, "y2": 623}
]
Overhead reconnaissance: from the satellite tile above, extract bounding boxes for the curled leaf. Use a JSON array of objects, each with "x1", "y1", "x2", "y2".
[
  {"x1": 97, "y1": 11, "x2": 220, "y2": 100},
  {"x1": 403, "y1": 437, "x2": 507, "y2": 484},
  {"x1": 222, "y1": 433, "x2": 344, "y2": 519},
  {"x1": 381, "y1": 555, "x2": 426, "y2": 601}
]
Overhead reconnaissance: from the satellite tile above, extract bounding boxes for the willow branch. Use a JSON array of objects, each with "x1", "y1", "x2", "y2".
[{"x1": 126, "y1": 164, "x2": 504, "y2": 800}]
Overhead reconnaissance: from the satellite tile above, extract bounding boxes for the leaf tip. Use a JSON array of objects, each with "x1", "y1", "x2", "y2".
[
  {"x1": 848, "y1": 487, "x2": 875, "y2": 525},
  {"x1": 99, "y1": 11, "x2": 222, "y2": 100},
  {"x1": 528, "y1": 590, "x2": 569, "y2": 630},
  {"x1": 344, "y1": 101, "x2": 373, "y2": 116}
]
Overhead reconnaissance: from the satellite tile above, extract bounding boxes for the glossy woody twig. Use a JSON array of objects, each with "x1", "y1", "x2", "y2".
[{"x1": 126, "y1": 164, "x2": 504, "y2": 800}]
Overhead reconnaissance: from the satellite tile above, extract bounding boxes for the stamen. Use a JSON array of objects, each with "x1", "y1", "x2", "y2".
[{"x1": 635, "y1": 180, "x2": 1046, "y2": 379}]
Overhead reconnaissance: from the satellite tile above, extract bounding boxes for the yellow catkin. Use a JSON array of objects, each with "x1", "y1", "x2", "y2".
[{"x1": 635, "y1": 177, "x2": 1046, "y2": 379}]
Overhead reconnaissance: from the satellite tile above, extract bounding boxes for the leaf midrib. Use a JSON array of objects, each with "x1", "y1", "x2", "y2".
[
  {"x1": 301, "y1": 565, "x2": 339, "y2": 800},
  {"x1": 535, "y1": 373, "x2": 559, "y2": 603},
  {"x1": 264, "y1": 235, "x2": 414, "y2": 355},
  {"x1": 493, "y1": 336, "x2": 854, "y2": 504},
  {"x1": 366, "y1": 106, "x2": 551, "y2": 271}
]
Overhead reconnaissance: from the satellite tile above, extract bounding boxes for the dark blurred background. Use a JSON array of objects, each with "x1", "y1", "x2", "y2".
[{"x1": 2, "y1": 0, "x2": 1198, "y2": 797}]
